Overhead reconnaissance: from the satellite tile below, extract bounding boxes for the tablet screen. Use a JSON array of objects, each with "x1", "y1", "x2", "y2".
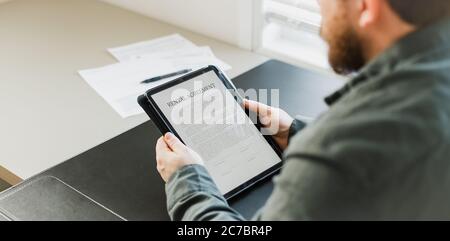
[{"x1": 150, "y1": 70, "x2": 282, "y2": 195}]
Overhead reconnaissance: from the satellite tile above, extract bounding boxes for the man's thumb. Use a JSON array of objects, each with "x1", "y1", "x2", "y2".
[{"x1": 164, "y1": 133, "x2": 185, "y2": 152}]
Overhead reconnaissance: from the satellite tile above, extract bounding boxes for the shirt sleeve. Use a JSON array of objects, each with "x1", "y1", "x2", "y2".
[
  {"x1": 166, "y1": 164, "x2": 245, "y2": 221},
  {"x1": 165, "y1": 154, "x2": 360, "y2": 221},
  {"x1": 288, "y1": 119, "x2": 306, "y2": 144}
]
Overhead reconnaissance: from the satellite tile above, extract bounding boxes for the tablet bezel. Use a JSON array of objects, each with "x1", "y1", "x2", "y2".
[{"x1": 143, "y1": 65, "x2": 283, "y2": 200}]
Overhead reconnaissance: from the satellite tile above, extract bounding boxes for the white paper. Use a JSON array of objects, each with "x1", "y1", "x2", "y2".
[
  {"x1": 108, "y1": 34, "x2": 231, "y2": 71},
  {"x1": 139, "y1": 46, "x2": 231, "y2": 71},
  {"x1": 79, "y1": 58, "x2": 181, "y2": 118},
  {"x1": 80, "y1": 34, "x2": 232, "y2": 118},
  {"x1": 108, "y1": 34, "x2": 197, "y2": 62},
  {"x1": 79, "y1": 57, "x2": 229, "y2": 118}
]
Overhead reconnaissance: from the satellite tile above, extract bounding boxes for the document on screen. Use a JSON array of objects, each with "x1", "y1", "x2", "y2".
[{"x1": 150, "y1": 71, "x2": 281, "y2": 194}]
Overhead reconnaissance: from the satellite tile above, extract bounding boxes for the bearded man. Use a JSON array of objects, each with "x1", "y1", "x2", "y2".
[{"x1": 154, "y1": 0, "x2": 450, "y2": 220}]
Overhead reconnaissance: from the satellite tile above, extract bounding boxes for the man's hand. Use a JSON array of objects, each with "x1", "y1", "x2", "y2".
[
  {"x1": 155, "y1": 132, "x2": 204, "y2": 183},
  {"x1": 244, "y1": 99, "x2": 294, "y2": 151}
]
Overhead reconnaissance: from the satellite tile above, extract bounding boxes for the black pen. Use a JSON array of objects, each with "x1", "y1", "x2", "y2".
[{"x1": 141, "y1": 69, "x2": 192, "y2": 84}]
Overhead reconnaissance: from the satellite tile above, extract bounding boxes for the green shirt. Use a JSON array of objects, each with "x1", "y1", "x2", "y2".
[{"x1": 165, "y1": 18, "x2": 450, "y2": 221}]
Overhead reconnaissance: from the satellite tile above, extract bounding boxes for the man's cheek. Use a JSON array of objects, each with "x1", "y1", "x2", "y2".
[{"x1": 320, "y1": 20, "x2": 331, "y2": 42}]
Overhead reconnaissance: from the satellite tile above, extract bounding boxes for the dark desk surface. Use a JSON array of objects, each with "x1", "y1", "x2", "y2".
[{"x1": 6, "y1": 60, "x2": 343, "y2": 221}]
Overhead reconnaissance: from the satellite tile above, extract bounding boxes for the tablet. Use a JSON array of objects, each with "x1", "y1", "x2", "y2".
[{"x1": 138, "y1": 66, "x2": 282, "y2": 199}]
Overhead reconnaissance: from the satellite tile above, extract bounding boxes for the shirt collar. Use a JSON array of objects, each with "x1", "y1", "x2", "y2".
[{"x1": 325, "y1": 17, "x2": 450, "y2": 106}]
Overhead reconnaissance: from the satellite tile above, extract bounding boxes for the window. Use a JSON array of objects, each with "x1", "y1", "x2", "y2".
[{"x1": 254, "y1": 0, "x2": 329, "y2": 70}]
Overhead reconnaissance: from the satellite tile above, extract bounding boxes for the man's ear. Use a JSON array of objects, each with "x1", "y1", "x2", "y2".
[{"x1": 358, "y1": 0, "x2": 382, "y2": 28}]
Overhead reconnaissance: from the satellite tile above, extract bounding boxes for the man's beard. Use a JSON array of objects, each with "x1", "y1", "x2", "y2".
[{"x1": 321, "y1": 17, "x2": 366, "y2": 75}]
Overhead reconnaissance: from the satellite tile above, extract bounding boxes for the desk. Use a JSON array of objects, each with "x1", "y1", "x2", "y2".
[
  {"x1": 1, "y1": 60, "x2": 342, "y2": 221},
  {"x1": 0, "y1": 0, "x2": 344, "y2": 221},
  {"x1": 0, "y1": 0, "x2": 268, "y2": 181}
]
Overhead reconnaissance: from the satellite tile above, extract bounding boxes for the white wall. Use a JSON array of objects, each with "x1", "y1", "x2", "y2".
[
  {"x1": 0, "y1": 0, "x2": 12, "y2": 4},
  {"x1": 101, "y1": 0, "x2": 254, "y2": 50}
]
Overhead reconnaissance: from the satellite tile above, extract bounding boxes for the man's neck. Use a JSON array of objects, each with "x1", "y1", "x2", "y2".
[{"x1": 362, "y1": 23, "x2": 416, "y2": 63}]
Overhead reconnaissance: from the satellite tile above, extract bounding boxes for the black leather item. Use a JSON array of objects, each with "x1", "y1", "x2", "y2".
[
  {"x1": 0, "y1": 176, "x2": 124, "y2": 221},
  {"x1": 0, "y1": 60, "x2": 343, "y2": 221}
]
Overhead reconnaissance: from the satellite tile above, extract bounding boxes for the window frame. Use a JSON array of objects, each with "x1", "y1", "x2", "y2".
[{"x1": 251, "y1": 0, "x2": 332, "y2": 74}]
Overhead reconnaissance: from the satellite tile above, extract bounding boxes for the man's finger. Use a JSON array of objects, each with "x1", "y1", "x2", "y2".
[
  {"x1": 164, "y1": 133, "x2": 186, "y2": 153},
  {"x1": 156, "y1": 136, "x2": 171, "y2": 162},
  {"x1": 244, "y1": 99, "x2": 271, "y2": 116}
]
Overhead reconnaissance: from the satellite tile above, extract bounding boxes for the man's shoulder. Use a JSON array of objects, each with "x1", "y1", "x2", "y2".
[
  {"x1": 287, "y1": 75, "x2": 450, "y2": 184},
  {"x1": 333, "y1": 61, "x2": 450, "y2": 136}
]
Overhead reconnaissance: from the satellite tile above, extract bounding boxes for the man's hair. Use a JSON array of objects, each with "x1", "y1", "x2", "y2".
[{"x1": 388, "y1": 0, "x2": 450, "y2": 26}]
